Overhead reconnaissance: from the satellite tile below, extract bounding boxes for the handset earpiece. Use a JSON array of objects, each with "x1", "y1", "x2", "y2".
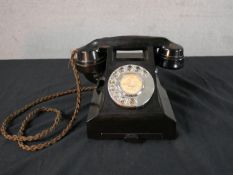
[
  {"x1": 76, "y1": 47, "x2": 107, "y2": 83},
  {"x1": 157, "y1": 42, "x2": 184, "y2": 69}
]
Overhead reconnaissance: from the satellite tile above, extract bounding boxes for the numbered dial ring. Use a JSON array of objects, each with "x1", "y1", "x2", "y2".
[{"x1": 108, "y1": 64, "x2": 155, "y2": 108}]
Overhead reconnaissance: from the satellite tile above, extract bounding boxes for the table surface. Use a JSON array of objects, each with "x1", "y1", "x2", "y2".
[{"x1": 0, "y1": 57, "x2": 233, "y2": 175}]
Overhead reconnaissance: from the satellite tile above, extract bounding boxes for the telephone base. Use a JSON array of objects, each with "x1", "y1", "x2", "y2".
[{"x1": 86, "y1": 75, "x2": 177, "y2": 140}]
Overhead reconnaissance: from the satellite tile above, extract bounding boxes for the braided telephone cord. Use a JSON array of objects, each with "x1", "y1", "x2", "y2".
[{"x1": 0, "y1": 49, "x2": 96, "y2": 151}]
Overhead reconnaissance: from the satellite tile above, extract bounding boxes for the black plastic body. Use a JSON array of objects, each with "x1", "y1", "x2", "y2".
[
  {"x1": 86, "y1": 47, "x2": 177, "y2": 140},
  {"x1": 76, "y1": 36, "x2": 184, "y2": 141}
]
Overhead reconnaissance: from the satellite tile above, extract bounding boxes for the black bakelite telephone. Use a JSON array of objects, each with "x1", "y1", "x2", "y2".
[
  {"x1": 0, "y1": 36, "x2": 184, "y2": 151},
  {"x1": 76, "y1": 36, "x2": 184, "y2": 140}
]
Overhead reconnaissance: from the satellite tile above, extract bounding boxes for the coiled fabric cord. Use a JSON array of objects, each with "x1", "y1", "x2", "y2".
[{"x1": 0, "y1": 49, "x2": 96, "y2": 151}]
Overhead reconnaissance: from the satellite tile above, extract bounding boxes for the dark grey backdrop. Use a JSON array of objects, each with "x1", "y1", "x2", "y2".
[{"x1": 0, "y1": 57, "x2": 233, "y2": 175}]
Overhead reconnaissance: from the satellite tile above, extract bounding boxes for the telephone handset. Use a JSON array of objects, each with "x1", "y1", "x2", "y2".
[
  {"x1": 76, "y1": 36, "x2": 183, "y2": 83},
  {"x1": 76, "y1": 36, "x2": 184, "y2": 140},
  {"x1": 0, "y1": 36, "x2": 184, "y2": 151}
]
